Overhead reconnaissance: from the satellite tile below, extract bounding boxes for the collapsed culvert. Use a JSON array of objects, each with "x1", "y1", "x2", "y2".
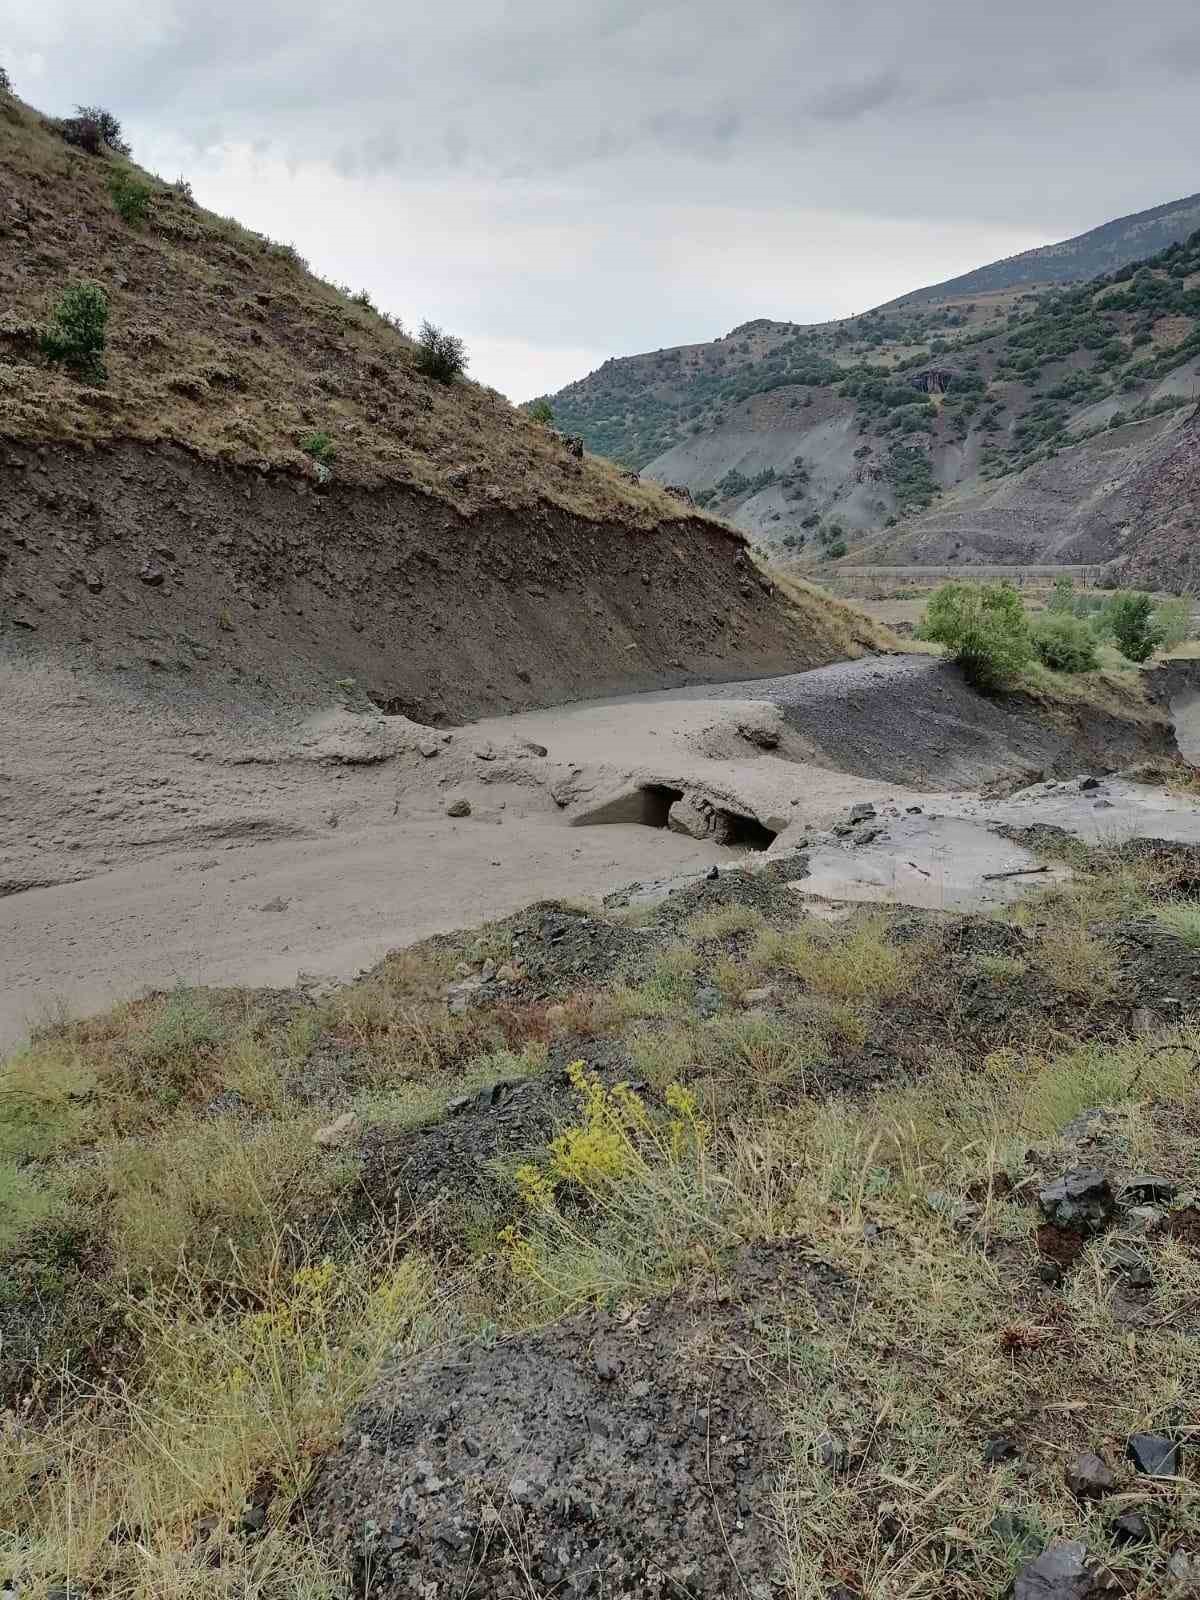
[{"x1": 569, "y1": 785, "x2": 778, "y2": 851}]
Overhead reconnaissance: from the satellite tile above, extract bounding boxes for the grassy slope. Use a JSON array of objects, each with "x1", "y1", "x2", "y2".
[
  {"x1": 3, "y1": 838, "x2": 1200, "y2": 1595},
  {"x1": 0, "y1": 90, "x2": 690, "y2": 529}
]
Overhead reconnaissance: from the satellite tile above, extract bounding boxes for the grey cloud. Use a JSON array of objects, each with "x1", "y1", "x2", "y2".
[{"x1": 809, "y1": 70, "x2": 904, "y2": 122}]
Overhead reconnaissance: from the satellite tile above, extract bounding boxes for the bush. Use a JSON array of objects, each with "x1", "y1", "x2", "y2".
[
  {"x1": 823, "y1": 539, "x2": 848, "y2": 559},
  {"x1": 526, "y1": 398, "x2": 554, "y2": 426},
  {"x1": 41, "y1": 281, "x2": 108, "y2": 380},
  {"x1": 1103, "y1": 591, "x2": 1165, "y2": 662},
  {"x1": 64, "y1": 104, "x2": 130, "y2": 156},
  {"x1": 300, "y1": 431, "x2": 336, "y2": 463},
  {"x1": 0, "y1": 64, "x2": 11, "y2": 94},
  {"x1": 1046, "y1": 575, "x2": 1075, "y2": 613},
  {"x1": 107, "y1": 168, "x2": 151, "y2": 225},
  {"x1": 1154, "y1": 597, "x2": 1192, "y2": 650},
  {"x1": 1031, "y1": 613, "x2": 1099, "y2": 673},
  {"x1": 414, "y1": 320, "x2": 468, "y2": 383},
  {"x1": 920, "y1": 581, "x2": 1033, "y2": 690}
]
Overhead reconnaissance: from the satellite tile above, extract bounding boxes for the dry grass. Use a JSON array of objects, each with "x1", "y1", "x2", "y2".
[
  {"x1": 3, "y1": 868, "x2": 1200, "y2": 1596},
  {"x1": 768, "y1": 568, "x2": 898, "y2": 658},
  {"x1": 0, "y1": 94, "x2": 709, "y2": 532}
]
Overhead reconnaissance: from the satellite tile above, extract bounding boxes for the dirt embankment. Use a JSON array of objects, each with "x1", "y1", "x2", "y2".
[{"x1": 0, "y1": 440, "x2": 878, "y2": 722}]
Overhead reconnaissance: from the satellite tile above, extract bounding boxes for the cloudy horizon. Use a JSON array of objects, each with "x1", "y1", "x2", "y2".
[{"x1": 6, "y1": 0, "x2": 1199, "y2": 399}]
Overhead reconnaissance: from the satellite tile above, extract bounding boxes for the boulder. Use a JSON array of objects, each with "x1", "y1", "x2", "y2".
[
  {"x1": 1012, "y1": 1541, "x2": 1101, "y2": 1599},
  {"x1": 1037, "y1": 1168, "x2": 1114, "y2": 1235},
  {"x1": 445, "y1": 796, "x2": 471, "y2": 818}
]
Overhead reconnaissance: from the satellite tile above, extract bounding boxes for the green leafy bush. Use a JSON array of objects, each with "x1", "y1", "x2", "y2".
[
  {"x1": 823, "y1": 539, "x2": 848, "y2": 560},
  {"x1": 300, "y1": 431, "x2": 336, "y2": 463},
  {"x1": 1031, "y1": 612, "x2": 1099, "y2": 673},
  {"x1": 1046, "y1": 576, "x2": 1075, "y2": 613},
  {"x1": 414, "y1": 320, "x2": 468, "y2": 383},
  {"x1": 526, "y1": 398, "x2": 554, "y2": 426},
  {"x1": 65, "y1": 104, "x2": 130, "y2": 156},
  {"x1": 1103, "y1": 592, "x2": 1165, "y2": 662},
  {"x1": 108, "y1": 168, "x2": 151, "y2": 225},
  {"x1": 0, "y1": 64, "x2": 11, "y2": 94},
  {"x1": 920, "y1": 581, "x2": 1033, "y2": 690},
  {"x1": 41, "y1": 282, "x2": 108, "y2": 380}
]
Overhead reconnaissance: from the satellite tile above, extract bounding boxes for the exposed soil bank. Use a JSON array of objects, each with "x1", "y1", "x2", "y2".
[{"x1": 0, "y1": 440, "x2": 870, "y2": 723}]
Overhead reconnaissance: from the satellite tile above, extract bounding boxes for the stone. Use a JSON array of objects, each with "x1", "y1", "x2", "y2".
[
  {"x1": 1110, "y1": 1511, "x2": 1151, "y2": 1546},
  {"x1": 906, "y1": 805, "x2": 923, "y2": 814},
  {"x1": 496, "y1": 963, "x2": 519, "y2": 983},
  {"x1": 1078, "y1": 776, "x2": 1101, "y2": 792},
  {"x1": 446, "y1": 976, "x2": 485, "y2": 1015},
  {"x1": 138, "y1": 562, "x2": 165, "y2": 586},
  {"x1": 446, "y1": 796, "x2": 472, "y2": 818},
  {"x1": 1065, "y1": 1451, "x2": 1116, "y2": 1499},
  {"x1": 240, "y1": 1503, "x2": 268, "y2": 1533},
  {"x1": 848, "y1": 802, "x2": 877, "y2": 823},
  {"x1": 416, "y1": 736, "x2": 442, "y2": 758},
  {"x1": 1011, "y1": 1541, "x2": 1099, "y2": 1600},
  {"x1": 1037, "y1": 1168, "x2": 1114, "y2": 1235},
  {"x1": 313, "y1": 1111, "x2": 360, "y2": 1148},
  {"x1": 813, "y1": 1431, "x2": 849, "y2": 1471},
  {"x1": 1121, "y1": 1174, "x2": 1176, "y2": 1204},
  {"x1": 705, "y1": 864, "x2": 720, "y2": 881},
  {"x1": 982, "y1": 1436, "x2": 1019, "y2": 1465},
  {"x1": 479, "y1": 959, "x2": 497, "y2": 983},
  {"x1": 1126, "y1": 1432, "x2": 1179, "y2": 1477}
]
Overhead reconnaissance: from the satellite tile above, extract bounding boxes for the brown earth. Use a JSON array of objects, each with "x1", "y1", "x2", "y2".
[{"x1": 0, "y1": 437, "x2": 876, "y2": 722}]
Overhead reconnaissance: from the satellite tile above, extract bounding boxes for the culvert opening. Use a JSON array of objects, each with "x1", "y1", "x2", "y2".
[
  {"x1": 719, "y1": 811, "x2": 778, "y2": 851},
  {"x1": 638, "y1": 785, "x2": 686, "y2": 828}
]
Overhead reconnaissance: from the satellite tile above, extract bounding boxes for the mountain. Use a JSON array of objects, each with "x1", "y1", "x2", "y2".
[
  {"x1": 548, "y1": 193, "x2": 1200, "y2": 477},
  {"x1": 881, "y1": 192, "x2": 1200, "y2": 308},
  {"x1": 0, "y1": 89, "x2": 875, "y2": 722},
  {"x1": 546, "y1": 197, "x2": 1200, "y2": 583}
]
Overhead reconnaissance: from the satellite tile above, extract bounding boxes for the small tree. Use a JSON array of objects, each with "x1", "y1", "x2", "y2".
[
  {"x1": 1031, "y1": 612, "x2": 1099, "y2": 673},
  {"x1": 1103, "y1": 591, "x2": 1164, "y2": 662},
  {"x1": 526, "y1": 398, "x2": 554, "y2": 426},
  {"x1": 1047, "y1": 575, "x2": 1075, "y2": 613},
  {"x1": 414, "y1": 320, "x2": 467, "y2": 383},
  {"x1": 1155, "y1": 598, "x2": 1192, "y2": 651},
  {"x1": 920, "y1": 581, "x2": 1033, "y2": 691},
  {"x1": 0, "y1": 64, "x2": 12, "y2": 94},
  {"x1": 75, "y1": 104, "x2": 130, "y2": 155},
  {"x1": 41, "y1": 281, "x2": 108, "y2": 381}
]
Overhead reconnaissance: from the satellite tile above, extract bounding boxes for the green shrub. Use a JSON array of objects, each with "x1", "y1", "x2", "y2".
[
  {"x1": 1031, "y1": 612, "x2": 1099, "y2": 673},
  {"x1": 107, "y1": 168, "x2": 151, "y2": 225},
  {"x1": 1103, "y1": 592, "x2": 1165, "y2": 662},
  {"x1": 350, "y1": 288, "x2": 375, "y2": 310},
  {"x1": 41, "y1": 281, "x2": 108, "y2": 380},
  {"x1": 414, "y1": 320, "x2": 468, "y2": 383},
  {"x1": 920, "y1": 581, "x2": 1033, "y2": 690},
  {"x1": 526, "y1": 398, "x2": 554, "y2": 426},
  {"x1": 300, "y1": 431, "x2": 336, "y2": 463},
  {"x1": 1046, "y1": 575, "x2": 1075, "y2": 613},
  {"x1": 1154, "y1": 597, "x2": 1192, "y2": 650},
  {"x1": 823, "y1": 539, "x2": 848, "y2": 559},
  {"x1": 0, "y1": 64, "x2": 11, "y2": 94},
  {"x1": 72, "y1": 104, "x2": 130, "y2": 155}
]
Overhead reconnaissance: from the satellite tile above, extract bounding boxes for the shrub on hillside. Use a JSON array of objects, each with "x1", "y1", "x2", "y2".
[
  {"x1": 300, "y1": 431, "x2": 336, "y2": 463},
  {"x1": 920, "y1": 581, "x2": 1033, "y2": 690},
  {"x1": 1031, "y1": 612, "x2": 1099, "y2": 673},
  {"x1": 61, "y1": 104, "x2": 130, "y2": 156},
  {"x1": 107, "y1": 168, "x2": 151, "y2": 225},
  {"x1": 414, "y1": 321, "x2": 468, "y2": 384},
  {"x1": 1103, "y1": 592, "x2": 1164, "y2": 662},
  {"x1": 526, "y1": 398, "x2": 554, "y2": 426},
  {"x1": 41, "y1": 281, "x2": 108, "y2": 381},
  {"x1": 0, "y1": 64, "x2": 12, "y2": 93}
]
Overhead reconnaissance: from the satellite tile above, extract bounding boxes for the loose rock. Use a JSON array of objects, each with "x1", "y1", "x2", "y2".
[
  {"x1": 445, "y1": 796, "x2": 471, "y2": 818},
  {"x1": 313, "y1": 1111, "x2": 360, "y2": 1147},
  {"x1": 1065, "y1": 1451, "x2": 1116, "y2": 1499},
  {"x1": 1127, "y1": 1432, "x2": 1179, "y2": 1477},
  {"x1": 1037, "y1": 1168, "x2": 1114, "y2": 1235},
  {"x1": 1012, "y1": 1540, "x2": 1100, "y2": 1600}
]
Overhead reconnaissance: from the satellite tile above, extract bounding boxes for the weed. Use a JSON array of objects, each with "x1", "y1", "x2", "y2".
[
  {"x1": 300, "y1": 430, "x2": 336, "y2": 463},
  {"x1": 751, "y1": 914, "x2": 915, "y2": 1002},
  {"x1": 41, "y1": 281, "x2": 108, "y2": 380},
  {"x1": 107, "y1": 167, "x2": 151, "y2": 225},
  {"x1": 1155, "y1": 903, "x2": 1200, "y2": 947}
]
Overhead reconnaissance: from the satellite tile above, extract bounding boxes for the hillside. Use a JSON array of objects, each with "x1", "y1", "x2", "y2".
[
  {"x1": 881, "y1": 191, "x2": 1200, "y2": 309},
  {"x1": 0, "y1": 90, "x2": 872, "y2": 719},
  {"x1": 547, "y1": 199, "x2": 1200, "y2": 582}
]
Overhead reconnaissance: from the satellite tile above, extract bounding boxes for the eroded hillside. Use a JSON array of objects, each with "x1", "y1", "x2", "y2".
[
  {"x1": 549, "y1": 204, "x2": 1200, "y2": 577},
  {"x1": 0, "y1": 90, "x2": 878, "y2": 715}
]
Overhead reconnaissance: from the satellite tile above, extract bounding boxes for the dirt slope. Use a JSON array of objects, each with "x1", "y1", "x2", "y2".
[{"x1": 0, "y1": 89, "x2": 881, "y2": 716}]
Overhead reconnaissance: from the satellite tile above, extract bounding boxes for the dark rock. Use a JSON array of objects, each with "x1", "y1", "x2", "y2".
[
  {"x1": 445, "y1": 796, "x2": 471, "y2": 818},
  {"x1": 1011, "y1": 1540, "x2": 1100, "y2": 1599},
  {"x1": 1110, "y1": 1510, "x2": 1151, "y2": 1546},
  {"x1": 84, "y1": 572, "x2": 104, "y2": 593},
  {"x1": 1120, "y1": 1174, "x2": 1177, "y2": 1204},
  {"x1": 848, "y1": 802, "x2": 877, "y2": 823},
  {"x1": 705, "y1": 865, "x2": 720, "y2": 881},
  {"x1": 240, "y1": 1503, "x2": 267, "y2": 1533},
  {"x1": 138, "y1": 563, "x2": 165, "y2": 586},
  {"x1": 1065, "y1": 1450, "x2": 1116, "y2": 1499},
  {"x1": 1079, "y1": 777, "x2": 1101, "y2": 792},
  {"x1": 1037, "y1": 1168, "x2": 1114, "y2": 1235},
  {"x1": 1127, "y1": 1432, "x2": 1179, "y2": 1477},
  {"x1": 906, "y1": 805, "x2": 923, "y2": 814},
  {"x1": 813, "y1": 1431, "x2": 849, "y2": 1472},
  {"x1": 1037, "y1": 1260, "x2": 1065, "y2": 1285},
  {"x1": 983, "y1": 1436, "x2": 1019, "y2": 1465}
]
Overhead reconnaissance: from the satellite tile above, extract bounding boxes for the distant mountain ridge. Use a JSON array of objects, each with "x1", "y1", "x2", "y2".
[{"x1": 886, "y1": 193, "x2": 1200, "y2": 309}]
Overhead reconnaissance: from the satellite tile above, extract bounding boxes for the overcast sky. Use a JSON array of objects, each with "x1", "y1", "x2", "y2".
[{"x1": 7, "y1": 1, "x2": 1199, "y2": 399}]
